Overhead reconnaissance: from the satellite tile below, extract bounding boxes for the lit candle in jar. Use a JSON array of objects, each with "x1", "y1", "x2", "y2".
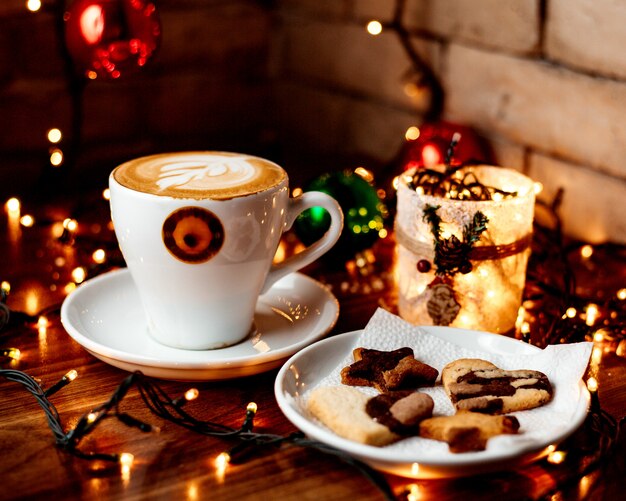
[{"x1": 395, "y1": 165, "x2": 535, "y2": 334}]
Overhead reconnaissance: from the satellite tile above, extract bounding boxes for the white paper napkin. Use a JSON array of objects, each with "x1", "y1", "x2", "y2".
[{"x1": 307, "y1": 308, "x2": 592, "y2": 456}]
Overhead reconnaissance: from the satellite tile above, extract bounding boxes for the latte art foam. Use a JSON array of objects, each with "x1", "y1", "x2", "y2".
[{"x1": 113, "y1": 152, "x2": 286, "y2": 200}]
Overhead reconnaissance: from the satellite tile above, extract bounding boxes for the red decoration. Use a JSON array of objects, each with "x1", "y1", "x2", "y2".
[
  {"x1": 400, "y1": 121, "x2": 491, "y2": 171},
  {"x1": 417, "y1": 259, "x2": 431, "y2": 273},
  {"x1": 64, "y1": 0, "x2": 161, "y2": 81}
]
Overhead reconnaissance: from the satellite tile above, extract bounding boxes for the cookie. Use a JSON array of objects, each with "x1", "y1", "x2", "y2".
[
  {"x1": 365, "y1": 391, "x2": 434, "y2": 435},
  {"x1": 442, "y1": 358, "x2": 553, "y2": 414},
  {"x1": 307, "y1": 386, "x2": 398, "y2": 446},
  {"x1": 419, "y1": 410, "x2": 520, "y2": 453},
  {"x1": 341, "y1": 347, "x2": 439, "y2": 392}
]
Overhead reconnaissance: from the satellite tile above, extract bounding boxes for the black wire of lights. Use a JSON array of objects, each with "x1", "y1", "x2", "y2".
[{"x1": 0, "y1": 367, "x2": 396, "y2": 500}]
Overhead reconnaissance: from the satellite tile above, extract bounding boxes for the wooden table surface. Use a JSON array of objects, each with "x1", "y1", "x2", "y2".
[{"x1": 1, "y1": 194, "x2": 624, "y2": 501}]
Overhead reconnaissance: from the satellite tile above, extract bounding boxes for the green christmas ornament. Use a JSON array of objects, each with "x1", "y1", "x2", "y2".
[{"x1": 294, "y1": 170, "x2": 387, "y2": 261}]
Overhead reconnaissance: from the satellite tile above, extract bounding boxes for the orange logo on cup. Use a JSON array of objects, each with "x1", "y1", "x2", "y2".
[{"x1": 162, "y1": 207, "x2": 224, "y2": 263}]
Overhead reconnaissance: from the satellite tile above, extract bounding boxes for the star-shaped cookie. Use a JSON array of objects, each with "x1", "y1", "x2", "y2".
[{"x1": 340, "y1": 347, "x2": 439, "y2": 392}]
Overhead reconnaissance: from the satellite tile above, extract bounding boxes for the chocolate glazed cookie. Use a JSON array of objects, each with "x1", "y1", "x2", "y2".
[
  {"x1": 442, "y1": 358, "x2": 553, "y2": 414},
  {"x1": 365, "y1": 391, "x2": 434, "y2": 435},
  {"x1": 340, "y1": 347, "x2": 439, "y2": 392}
]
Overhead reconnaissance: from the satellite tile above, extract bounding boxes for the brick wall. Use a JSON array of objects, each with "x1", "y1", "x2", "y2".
[{"x1": 273, "y1": 0, "x2": 626, "y2": 244}]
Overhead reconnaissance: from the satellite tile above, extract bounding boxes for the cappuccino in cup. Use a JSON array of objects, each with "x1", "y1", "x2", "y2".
[
  {"x1": 113, "y1": 152, "x2": 286, "y2": 200},
  {"x1": 109, "y1": 152, "x2": 343, "y2": 350}
]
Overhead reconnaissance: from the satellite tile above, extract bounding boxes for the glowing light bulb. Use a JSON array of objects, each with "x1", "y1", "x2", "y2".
[
  {"x1": 585, "y1": 304, "x2": 599, "y2": 326},
  {"x1": 185, "y1": 388, "x2": 199, "y2": 401},
  {"x1": 521, "y1": 321, "x2": 531, "y2": 335},
  {"x1": 547, "y1": 450, "x2": 566, "y2": 464},
  {"x1": 591, "y1": 345, "x2": 602, "y2": 365},
  {"x1": 6, "y1": 197, "x2": 20, "y2": 213},
  {"x1": 87, "y1": 412, "x2": 98, "y2": 424},
  {"x1": 215, "y1": 452, "x2": 230, "y2": 469},
  {"x1": 26, "y1": 0, "x2": 41, "y2": 12},
  {"x1": 1, "y1": 281, "x2": 10, "y2": 294},
  {"x1": 92, "y1": 249, "x2": 106, "y2": 263},
  {"x1": 407, "y1": 483, "x2": 420, "y2": 501},
  {"x1": 405, "y1": 126, "x2": 420, "y2": 141},
  {"x1": 102, "y1": 188, "x2": 110, "y2": 200},
  {"x1": 246, "y1": 402, "x2": 258, "y2": 414},
  {"x1": 565, "y1": 307, "x2": 577, "y2": 318},
  {"x1": 580, "y1": 245, "x2": 593, "y2": 259},
  {"x1": 63, "y1": 218, "x2": 78, "y2": 232},
  {"x1": 457, "y1": 314, "x2": 472, "y2": 328},
  {"x1": 354, "y1": 166, "x2": 374, "y2": 183},
  {"x1": 119, "y1": 453, "x2": 134, "y2": 467},
  {"x1": 20, "y1": 214, "x2": 35, "y2": 227},
  {"x1": 617, "y1": 288, "x2": 626, "y2": 300},
  {"x1": 616, "y1": 340, "x2": 626, "y2": 358},
  {"x1": 50, "y1": 149, "x2": 64, "y2": 166},
  {"x1": 366, "y1": 20, "x2": 383, "y2": 35},
  {"x1": 421, "y1": 143, "x2": 441, "y2": 167},
  {"x1": 47, "y1": 128, "x2": 62, "y2": 143},
  {"x1": 2, "y1": 348, "x2": 21, "y2": 360},
  {"x1": 411, "y1": 462, "x2": 420, "y2": 476},
  {"x1": 37, "y1": 316, "x2": 49, "y2": 329},
  {"x1": 187, "y1": 483, "x2": 199, "y2": 501},
  {"x1": 533, "y1": 182, "x2": 543, "y2": 195},
  {"x1": 119, "y1": 453, "x2": 134, "y2": 481},
  {"x1": 71, "y1": 267, "x2": 86, "y2": 283},
  {"x1": 214, "y1": 451, "x2": 229, "y2": 483},
  {"x1": 578, "y1": 474, "x2": 593, "y2": 499},
  {"x1": 586, "y1": 377, "x2": 598, "y2": 392},
  {"x1": 292, "y1": 187, "x2": 303, "y2": 197},
  {"x1": 43, "y1": 369, "x2": 78, "y2": 397}
]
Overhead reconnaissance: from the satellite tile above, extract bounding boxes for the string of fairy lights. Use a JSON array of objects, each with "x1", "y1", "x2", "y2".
[
  {"x1": 0, "y1": 366, "x2": 396, "y2": 499},
  {"x1": 1, "y1": 1, "x2": 624, "y2": 499}
]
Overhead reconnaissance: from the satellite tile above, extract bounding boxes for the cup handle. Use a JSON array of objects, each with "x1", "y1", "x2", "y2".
[{"x1": 261, "y1": 191, "x2": 343, "y2": 294}]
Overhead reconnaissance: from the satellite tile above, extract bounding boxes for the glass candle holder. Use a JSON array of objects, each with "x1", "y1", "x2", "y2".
[{"x1": 395, "y1": 165, "x2": 535, "y2": 334}]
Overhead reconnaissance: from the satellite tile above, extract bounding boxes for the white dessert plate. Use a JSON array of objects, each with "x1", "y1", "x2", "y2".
[
  {"x1": 275, "y1": 328, "x2": 590, "y2": 479},
  {"x1": 60, "y1": 268, "x2": 339, "y2": 381}
]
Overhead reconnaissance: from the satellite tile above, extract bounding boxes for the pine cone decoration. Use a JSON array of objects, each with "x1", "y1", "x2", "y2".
[{"x1": 435, "y1": 235, "x2": 470, "y2": 274}]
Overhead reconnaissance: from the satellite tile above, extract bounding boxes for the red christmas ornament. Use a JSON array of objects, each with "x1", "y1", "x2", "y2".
[
  {"x1": 64, "y1": 0, "x2": 161, "y2": 81},
  {"x1": 400, "y1": 121, "x2": 491, "y2": 171}
]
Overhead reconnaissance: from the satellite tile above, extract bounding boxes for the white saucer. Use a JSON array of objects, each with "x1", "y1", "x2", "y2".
[
  {"x1": 60, "y1": 268, "x2": 339, "y2": 381},
  {"x1": 275, "y1": 328, "x2": 590, "y2": 479}
]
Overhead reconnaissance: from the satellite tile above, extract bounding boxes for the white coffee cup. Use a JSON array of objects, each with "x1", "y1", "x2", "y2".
[{"x1": 109, "y1": 151, "x2": 343, "y2": 350}]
